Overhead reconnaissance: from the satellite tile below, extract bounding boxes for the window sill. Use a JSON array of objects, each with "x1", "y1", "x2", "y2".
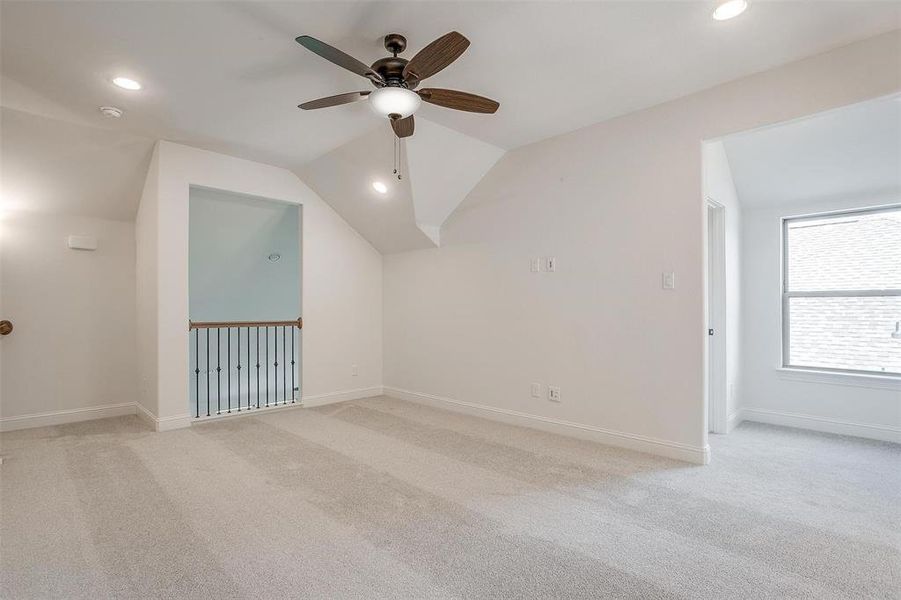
[{"x1": 777, "y1": 367, "x2": 901, "y2": 391}]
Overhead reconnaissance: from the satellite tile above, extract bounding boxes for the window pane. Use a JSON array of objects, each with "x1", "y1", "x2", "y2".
[
  {"x1": 786, "y1": 209, "x2": 901, "y2": 292},
  {"x1": 788, "y1": 296, "x2": 901, "y2": 374}
]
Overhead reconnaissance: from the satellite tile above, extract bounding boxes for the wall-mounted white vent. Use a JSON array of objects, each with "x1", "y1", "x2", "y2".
[{"x1": 67, "y1": 235, "x2": 97, "y2": 251}]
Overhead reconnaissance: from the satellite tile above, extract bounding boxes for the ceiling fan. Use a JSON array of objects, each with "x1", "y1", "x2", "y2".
[{"x1": 296, "y1": 32, "x2": 499, "y2": 139}]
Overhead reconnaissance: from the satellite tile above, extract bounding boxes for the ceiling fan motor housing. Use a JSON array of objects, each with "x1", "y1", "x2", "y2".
[
  {"x1": 370, "y1": 56, "x2": 409, "y2": 87},
  {"x1": 370, "y1": 34, "x2": 413, "y2": 87}
]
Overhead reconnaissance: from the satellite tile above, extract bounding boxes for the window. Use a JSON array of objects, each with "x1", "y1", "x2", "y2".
[{"x1": 782, "y1": 206, "x2": 901, "y2": 376}]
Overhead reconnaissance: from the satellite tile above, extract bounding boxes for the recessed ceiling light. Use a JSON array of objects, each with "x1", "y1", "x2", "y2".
[
  {"x1": 712, "y1": 0, "x2": 747, "y2": 20},
  {"x1": 112, "y1": 76, "x2": 142, "y2": 90},
  {"x1": 372, "y1": 181, "x2": 388, "y2": 194}
]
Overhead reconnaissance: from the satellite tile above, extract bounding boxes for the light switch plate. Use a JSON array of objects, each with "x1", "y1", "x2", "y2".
[
  {"x1": 548, "y1": 386, "x2": 561, "y2": 402},
  {"x1": 530, "y1": 258, "x2": 540, "y2": 272},
  {"x1": 546, "y1": 257, "x2": 556, "y2": 272},
  {"x1": 530, "y1": 382, "x2": 542, "y2": 398}
]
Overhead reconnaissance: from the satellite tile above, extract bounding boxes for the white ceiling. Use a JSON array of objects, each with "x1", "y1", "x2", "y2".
[
  {"x1": 723, "y1": 95, "x2": 901, "y2": 208},
  {"x1": 298, "y1": 124, "x2": 436, "y2": 254},
  {"x1": 1, "y1": 1, "x2": 899, "y2": 240},
  {"x1": 2, "y1": 1, "x2": 899, "y2": 170},
  {"x1": 299, "y1": 117, "x2": 506, "y2": 254}
]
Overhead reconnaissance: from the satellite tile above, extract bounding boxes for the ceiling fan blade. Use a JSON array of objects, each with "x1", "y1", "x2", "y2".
[
  {"x1": 418, "y1": 88, "x2": 499, "y2": 114},
  {"x1": 298, "y1": 91, "x2": 370, "y2": 110},
  {"x1": 403, "y1": 31, "x2": 470, "y2": 82},
  {"x1": 391, "y1": 115, "x2": 414, "y2": 138},
  {"x1": 296, "y1": 35, "x2": 384, "y2": 84}
]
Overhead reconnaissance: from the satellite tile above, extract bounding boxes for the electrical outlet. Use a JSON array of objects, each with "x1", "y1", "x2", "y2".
[
  {"x1": 548, "y1": 386, "x2": 561, "y2": 402},
  {"x1": 662, "y1": 271, "x2": 675, "y2": 290},
  {"x1": 546, "y1": 257, "x2": 556, "y2": 272},
  {"x1": 530, "y1": 382, "x2": 542, "y2": 398},
  {"x1": 530, "y1": 257, "x2": 540, "y2": 272},
  {"x1": 351, "y1": 364, "x2": 358, "y2": 376}
]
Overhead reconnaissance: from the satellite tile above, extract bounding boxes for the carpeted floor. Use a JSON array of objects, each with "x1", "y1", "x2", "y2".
[{"x1": 1, "y1": 396, "x2": 898, "y2": 599}]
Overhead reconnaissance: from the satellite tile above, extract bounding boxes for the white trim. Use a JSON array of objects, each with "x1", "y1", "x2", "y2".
[
  {"x1": 741, "y1": 407, "x2": 900, "y2": 444},
  {"x1": 135, "y1": 402, "x2": 192, "y2": 432},
  {"x1": 776, "y1": 368, "x2": 901, "y2": 391},
  {"x1": 781, "y1": 204, "x2": 901, "y2": 378},
  {"x1": 726, "y1": 409, "x2": 744, "y2": 433},
  {"x1": 706, "y1": 199, "x2": 728, "y2": 434},
  {"x1": 185, "y1": 386, "x2": 383, "y2": 424},
  {"x1": 192, "y1": 400, "x2": 304, "y2": 423},
  {"x1": 384, "y1": 386, "x2": 710, "y2": 465},
  {"x1": 0, "y1": 402, "x2": 136, "y2": 432},
  {"x1": 302, "y1": 386, "x2": 384, "y2": 408}
]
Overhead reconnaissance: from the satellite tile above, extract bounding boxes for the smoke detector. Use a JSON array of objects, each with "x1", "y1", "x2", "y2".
[{"x1": 99, "y1": 106, "x2": 123, "y2": 118}]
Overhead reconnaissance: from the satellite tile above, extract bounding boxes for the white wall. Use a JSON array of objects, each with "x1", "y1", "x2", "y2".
[
  {"x1": 136, "y1": 141, "x2": 383, "y2": 428},
  {"x1": 383, "y1": 32, "x2": 901, "y2": 464},
  {"x1": 0, "y1": 212, "x2": 137, "y2": 427},
  {"x1": 702, "y1": 141, "x2": 743, "y2": 429},
  {"x1": 135, "y1": 144, "x2": 160, "y2": 422},
  {"x1": 189, "y1": 187, "x2": 300, "y2": 321},
  {"x1": 741, "y1": 193, "x2": 901, "y2": 443}
]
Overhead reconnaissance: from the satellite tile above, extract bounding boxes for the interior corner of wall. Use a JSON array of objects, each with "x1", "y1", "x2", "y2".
[{"x1": 415, "y1": 223, "x2": 441, "y2": 247}]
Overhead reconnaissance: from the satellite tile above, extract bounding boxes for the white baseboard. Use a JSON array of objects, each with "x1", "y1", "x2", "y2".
[
  {"x1": 135, "y1": 403, "x2": 192, "y2": 432},
  {"x1": 726, "y1": 410, "x2": 743, "y2": 433},
  {"x1": 741, "y1": 407, "x2": 900, "y2": 444},
  {"x1": 0, "y1": 402, "x2": 136, "y2": 432},
  {"x1": 383, "y1": 386, "x2": 709, "y2": 465},
  {"x1": 302, "y1": 386, "x2": 384, "y2": 408}
]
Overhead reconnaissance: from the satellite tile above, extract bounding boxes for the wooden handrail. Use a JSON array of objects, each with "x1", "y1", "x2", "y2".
[{"x1": 189, "y1": 318, "x2": 302, "y2": 331}]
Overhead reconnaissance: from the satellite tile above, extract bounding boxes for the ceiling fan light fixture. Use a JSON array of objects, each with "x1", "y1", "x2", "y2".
[
  {"x1": 372, "y1": 181, "x2": 388, "y2": 194},
  {"x1": 112, "y1": 76, "x2": 142, "y2": 90},
  {"x1": 712, "y1": 0, "x2": 748, "y2": 20},
  {"x1": 369, "y1": 86, "x2": 421, "y2": 119}
]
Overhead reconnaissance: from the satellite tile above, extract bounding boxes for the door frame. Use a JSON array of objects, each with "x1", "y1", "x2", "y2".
[{"x1": 706, "y1": 199, "x2": 728, "y2": 434}]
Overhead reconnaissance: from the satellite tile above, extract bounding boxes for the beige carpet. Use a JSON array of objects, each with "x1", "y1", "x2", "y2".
[{"x1": 1, "y1": 395, "x2": 898, "y2": 599}]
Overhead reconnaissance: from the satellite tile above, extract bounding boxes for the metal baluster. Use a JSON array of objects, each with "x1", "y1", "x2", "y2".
[
  {"x1": 237, "y1": 327, "x2": 242, "y2": 412},
  {"x1": 247, "y1": 326, "x2": 251, "y2": 410},
  {"x1": 206, "y1": 329, "x2": 211, "y2": 417},
  {"x1": 227, "y1": 328, "x2": 232, "y2": 413},
  {"x1": 273, "y1": 327, "x2": 279, "y2": 406},
  {"x1": 217, "y1": 328, "x2": 221, "y2": 415},
  {"x1": 194, "y1": 329, "x2": 200, "y2": 418},
  {"x1": 291, "y1": 325, "x2": 296, "y2": 403},
  {"x1": 256, "y1": 327, "x2": 260, "y2": 409},
  {"x1": 265, "y1": 327, "x2": 270, "y2": 407},
  {"x1": 282, "y1": 326, "x2": 287, "y2": 405}
]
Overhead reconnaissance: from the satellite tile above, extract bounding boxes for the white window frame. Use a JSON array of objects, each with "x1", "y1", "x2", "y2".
[{"x1": 781, "y1": 204, "x2": 901, "y2": 378}]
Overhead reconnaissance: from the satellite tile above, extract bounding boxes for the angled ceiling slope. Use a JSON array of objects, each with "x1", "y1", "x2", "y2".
[
  {"x1": 297, "y1": 117, "x2": 504, "y2": 254},
  {"x1": 406, "y1": 119, "x2": 504, "y2": 246},
  {"x1": 0, "y1": 106, "x2": 154, "y2": 220}
]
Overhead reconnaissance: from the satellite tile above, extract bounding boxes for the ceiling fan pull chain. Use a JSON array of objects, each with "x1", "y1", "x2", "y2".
[
  {"x1": 398, "y1": 140, "x2": 403, "y2": 181},
  {"x1": 393, "y1": 136, "x2": 398, "y2": 176}
]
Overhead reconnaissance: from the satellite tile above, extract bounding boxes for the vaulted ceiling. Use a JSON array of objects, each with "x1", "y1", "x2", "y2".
[{"x1": 2, "y1": 1, "x2": 899, "y2": 249}]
